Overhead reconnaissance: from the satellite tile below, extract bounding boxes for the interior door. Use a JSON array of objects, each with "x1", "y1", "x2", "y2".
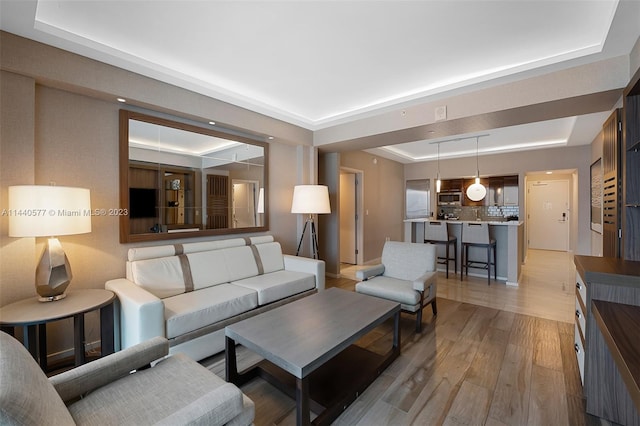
[
  {"x1": 527, "y1": 180, "x2": 569, "y2": 251},
  {"x1": 340, "y1": 173, "x2": 357, "y2": 264}
]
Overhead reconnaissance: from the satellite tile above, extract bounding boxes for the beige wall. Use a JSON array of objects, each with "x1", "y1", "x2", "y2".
[
  {"x1": 0, "y1": 35, "x2": 310, "y2": 355},
  {"x1": 340, "y1": 151, "x2": 404, "y2": 263}
]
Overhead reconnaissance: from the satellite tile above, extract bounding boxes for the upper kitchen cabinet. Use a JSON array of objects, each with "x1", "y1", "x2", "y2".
[
  {"x1": 489, "y1": 177, "x2": 504, "y2": 206},
  {"x1": 503, "y1": 175, "x2": 519, "y2": 205},
  {"x1": 484, "y1": 175, "x2": 519, "y2": 206},
  {"x1": 440, "y1": 179, "x2": 463, "y2": 192}
]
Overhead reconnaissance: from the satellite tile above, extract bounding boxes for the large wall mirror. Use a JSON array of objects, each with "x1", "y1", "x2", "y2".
[{"x1": 120, "y1": 110, "x2": 268, "y2": 243}]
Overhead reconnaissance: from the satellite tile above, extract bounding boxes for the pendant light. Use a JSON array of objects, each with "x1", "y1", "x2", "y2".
[
  {"x1": 436, "y1": 143, "x2": 441, "y2": 193},
  {"x1": 466, "y1": 136, "x2": 486, "y2": 201}
]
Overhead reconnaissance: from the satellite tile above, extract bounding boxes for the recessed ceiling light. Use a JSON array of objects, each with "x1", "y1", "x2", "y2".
[
  {"x1": 546, "y1": 171, "x2": 553, "y2": 174},
  {"x1": 268, "y1": 136, "x2": 274, "y2": 140},
  {"x1": 117, "y1": 98, "x2": 126, "y2": 103},
  {"x1": 209, "y1": 121, "x2": 216, "y2": 125}
]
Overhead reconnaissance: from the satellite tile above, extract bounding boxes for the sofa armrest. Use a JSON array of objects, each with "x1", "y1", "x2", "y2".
[
  {"x1": 154, "y1": 383, "x2": 246, "y2": 426},
  {"x1": 105, "y1": 278, "x2": 165, "y2": 349},
  {"x1": 283, "y1": 254, "x2": 325, "y2": 291},
  {"x1": 412, "y1": 270, "x2": 437, "y2": 295},
  {"x1": 355, "y1": 264, "x2": 385, "y2": 281},
  {"x1": 50, "y1": 336, "x2": 169, "y2": 403}
]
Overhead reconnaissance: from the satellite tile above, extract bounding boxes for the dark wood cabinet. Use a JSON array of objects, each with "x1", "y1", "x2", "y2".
[
  {"x1": 129, "y1": 161, "x2": 197, "y2": 234},
  {"x1": 488, "y1": 177, "x2": 504, "y2": 206},
  {"x1": 602, "y1": 109, "x2": 622, "y2": 258},
  {"x1": 574, "y1": 256, "x2": 640, "y2": 426},
  {"x1": 623, "y1": 67, "x2": 640, "y2": 261},
  {"x1": 440, "y1": 176, "x2": 518, "y2": 206},
  {"x1": 439, "y1": 178, "x2": 463, "y2": 192},
  {"x1": 503, "y1": 175, "x2": 519, "y2": 205}
]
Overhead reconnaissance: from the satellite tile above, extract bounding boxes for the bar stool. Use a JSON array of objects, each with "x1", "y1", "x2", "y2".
[
  {"x1": 424, "y1": 221, "x2": 457, "y2": 278},
  {"x1": 461, "y1": 222, "x2": 496, "y2": 285}
]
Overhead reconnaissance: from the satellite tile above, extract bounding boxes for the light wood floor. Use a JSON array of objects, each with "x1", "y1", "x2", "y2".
[
  {"x1": 203, "y1": 250, "x2": 609, "y2": 425},
  {"x1": 341, "y1": 249, "x2": 577, "y2": 324}
]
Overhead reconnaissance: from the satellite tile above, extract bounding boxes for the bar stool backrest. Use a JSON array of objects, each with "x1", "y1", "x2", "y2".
[
  {"x1": 425, "y1": 221, "x2": 449, "y2": 241},
  {"x1": 462, "y1": 222, "x2": 490, "y2": 244}
]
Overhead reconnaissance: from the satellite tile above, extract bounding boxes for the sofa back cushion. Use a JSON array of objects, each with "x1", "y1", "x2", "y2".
[
  {"x1": 381, "y1": 241, "x2": 437, "y2": 281},
  {"x1": 125, "y1": 236, "x2": 280, "y2": 298},
  {"x1": 127, "y1": 236, "x2": 275, "y2": 262},
  {"x1": 129, "y1": 256, "x2": 186, "y2": 299},
  {"x1": 253, "y1": 242, "x2": 285, "y2": 274},
  {"x1": 188, "y1": 246, "x2": 259, "y2": 290},
  {"x1": 127, "y1": 238, "x2": 249, "y2": 262}
]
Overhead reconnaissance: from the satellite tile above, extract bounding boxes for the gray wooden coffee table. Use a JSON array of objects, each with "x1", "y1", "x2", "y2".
[{"x1": 225, "y1": 287, "x2": 401, "y2": 426}]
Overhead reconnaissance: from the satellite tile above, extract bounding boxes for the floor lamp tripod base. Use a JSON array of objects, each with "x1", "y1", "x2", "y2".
[{"x1": 296, "y1": 215, "x2": 319, "y2": 259}]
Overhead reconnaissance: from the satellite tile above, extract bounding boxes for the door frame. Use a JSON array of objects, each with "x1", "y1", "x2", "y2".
[
  {"x1": 340, "y1": 167, "x2": 364, "y2": 266},
  {"x1": 525, "y1": 177, "x2": 571, "y2": 252}
]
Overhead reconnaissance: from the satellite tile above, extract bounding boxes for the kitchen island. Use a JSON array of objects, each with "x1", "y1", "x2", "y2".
[{"x1": 404, "y1": 219, "x2": 525, "y2": 286}]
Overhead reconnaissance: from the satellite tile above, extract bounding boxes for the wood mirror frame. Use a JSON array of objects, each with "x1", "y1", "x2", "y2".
[{"x1": 119, "y1": 110, "x2": 268, "y2": 243}]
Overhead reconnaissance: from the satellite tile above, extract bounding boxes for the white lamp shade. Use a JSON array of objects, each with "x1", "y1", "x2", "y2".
[
  {"x1": 291, "y1": 185, "x2": 331, "y2": 214},
  {"x1": 8, "y1": 185, "x2": 92, "y2": 237},
  {"x1": 466, "y1": 179, "x2": 487, "y2": 202}
]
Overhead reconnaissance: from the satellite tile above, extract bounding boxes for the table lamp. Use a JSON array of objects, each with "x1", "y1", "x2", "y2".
[
  {"x1": 8, "y1": 185, "x2": 91, "y2": 302},
  {"x1": 291, "y1": 185, "x2": 331, "y2": 259}
]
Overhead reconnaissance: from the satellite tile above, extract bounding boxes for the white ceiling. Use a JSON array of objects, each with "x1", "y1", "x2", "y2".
[{"x1": 1, "y1": 0, "x2": 639, "y2": 162}]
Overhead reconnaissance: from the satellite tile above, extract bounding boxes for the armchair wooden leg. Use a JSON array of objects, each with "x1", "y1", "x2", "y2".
[
  {"x1": 431, "y1": 299, "x2": 438, "y2": 316},
  {"x1": 415, "y1": 308, "x2": 423, "y2": 333}
]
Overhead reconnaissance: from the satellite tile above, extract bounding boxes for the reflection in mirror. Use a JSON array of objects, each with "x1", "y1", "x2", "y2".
[{"x1": 120, "y1": 110, "x2": 268, "y2": 243}]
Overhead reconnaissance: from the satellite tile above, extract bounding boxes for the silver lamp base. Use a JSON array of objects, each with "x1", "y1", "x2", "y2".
[{"x1": 35, "y1": 238, "x2": 72, "y2": 302}]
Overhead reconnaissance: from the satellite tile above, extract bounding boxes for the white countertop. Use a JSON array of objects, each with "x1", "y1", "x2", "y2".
[{"x1": 404, "y1": 218, "x2": 523, "y2": 226}]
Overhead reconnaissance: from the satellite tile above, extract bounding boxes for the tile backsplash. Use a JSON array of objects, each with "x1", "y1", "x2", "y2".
[{"x1": 437, "y1": 205, "x2": 520, "y2": 221}]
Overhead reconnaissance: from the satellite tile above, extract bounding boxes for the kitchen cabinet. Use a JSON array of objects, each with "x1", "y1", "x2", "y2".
[
  {"x1": 439, "y1": 179, "x2": 463, "y2": 192},
  {"x1": 442, "y1": 176, "x2": 518, "y2": 206},
  {"x1": 487, "y1": 175, "x2": 518, "y2": 206},
  {"x1": 503, "y1": 175, "x2": 519, "y2": 205},
  {"x1": 488, "y1": 178, "x2": 504, "y2": 206},
  {"x1": 574, "y1": 255, "x2": 640, "y2": 426}
]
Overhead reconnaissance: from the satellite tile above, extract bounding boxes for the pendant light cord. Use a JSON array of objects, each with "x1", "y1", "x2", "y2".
[{"x1": 475, "y1": 136, "x2": 479, "y2": 177}]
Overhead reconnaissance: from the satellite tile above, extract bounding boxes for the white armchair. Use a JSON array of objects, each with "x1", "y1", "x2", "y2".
[{"x1": 355, "y1": 241, "x2": 438, "y2": 332}]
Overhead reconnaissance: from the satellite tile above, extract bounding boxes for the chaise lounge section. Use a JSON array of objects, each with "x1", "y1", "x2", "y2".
[{"x1": 106, "y1": 235, "x2": 324, "y2": 361}]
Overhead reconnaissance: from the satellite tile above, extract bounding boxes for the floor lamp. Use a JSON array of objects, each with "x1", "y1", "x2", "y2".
[{"x1": 291, "y1": 185, "x2": 331, "y2": 259}]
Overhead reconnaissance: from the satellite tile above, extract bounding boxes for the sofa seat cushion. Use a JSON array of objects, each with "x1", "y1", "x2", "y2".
[
  {"x1": 164, "y1": 284, "x2": 258, "y2": 339},
  {"x1": 68, "y1": 353, "x2": 245, "y2": 425},
  {"x1": 356, "y1": 277, "x2": 420, "y2": 307},
  {"x1": 233, "y1": 270, "x2": 316, "y2": 305}
]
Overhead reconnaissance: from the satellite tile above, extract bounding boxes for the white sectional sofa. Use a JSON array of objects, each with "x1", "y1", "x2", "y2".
[{"x1": 106, "y1": 236, "x2": 325, "y2": 361}]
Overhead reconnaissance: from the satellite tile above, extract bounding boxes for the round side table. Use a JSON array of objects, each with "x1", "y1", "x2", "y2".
[{"x1": 0, "y1": 289, "x2": 116, "y2": 372}]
